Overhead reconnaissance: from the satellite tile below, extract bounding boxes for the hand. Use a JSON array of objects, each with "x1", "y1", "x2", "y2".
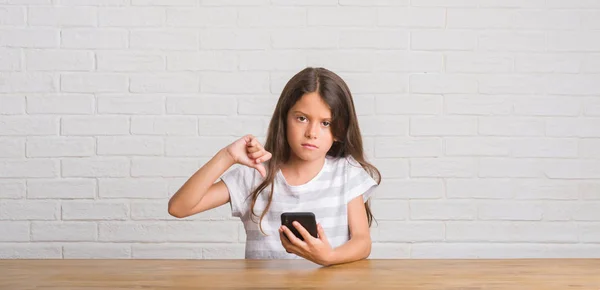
[
  {"x1": 279, "y1": 222, "x2": 334, "y2": 266},
  {"x1": 224, "y1": 134, "x2": 272, "y2": 178}
]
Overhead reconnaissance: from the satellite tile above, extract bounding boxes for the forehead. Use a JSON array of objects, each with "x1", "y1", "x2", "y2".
[{"x1": 289, "y1": 92, "x2": 331, "y2": 118}]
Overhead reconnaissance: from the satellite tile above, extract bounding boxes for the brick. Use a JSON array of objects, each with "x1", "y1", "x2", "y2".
[
  {"x1": 336, "y1": 73, "x2": 408, "y2": 94},
  {"x1": 446, "y1": 222, "x2": 577, "y2": 242},
  {"x1": 378, "y1": 7, "x2": 445, "y2": 28},
  {"x1": 130, "y1": 73, "x2": 200, "y2": 93},
  {"x1": 166, "y1": 96, "x2": 237, "y2": 115},
  {"x1": 198, "y1": 117, "x2": 268, "y2": 137},
  {"x1": 478, "y1": 75, "x2": 546, "y2": 94},
  {"x1": 410, "y1": 201, "x2": 476, "y2": 220},
  {"x1": 32, "y1": 221, "x2": 97, "y2": 241},
  {"x1": 446, "y1": 179, "x2": 513, "y2": 199},
  {"x1": 372, "y1": 158, "x2": 409, "y2": 178},
  {"x1": 375, "y1": 52, "x2": 442, "y2": 73},
  {"x1": 238, "y1": 7, "x2": 305, "y2": 27},
  {"x1": 580, "y1": 139, "x2": 600, "y2": 158},
  {"x1": 410, "y1": 116, "x2": 477, "y2": 136},
  {"x1": 0, "y1": 48, "x2": 21, "y2": 71},
  {"x1": 375, "y1": 137, "x2": 441, "y2": 158},
  {"x1": 202, "y1": 244, "x2": 246, "y2": 259},
  {"x1": 369, "y1": 243, "x2": 410, "y2": 259},
  {"x1": 546, "y1": 118, "x2": 600, "y2": 137},
  {"x1": 341, "y1": 0, "x2": 408, "y2": 5},
  {"x1": 516, "y1": 53, "x2": 580, "y2": 73},
  {"x1": 447, "y1": 9, "x2": 512, "y2": 29},
  {"x1": 544, "y1": 160, "x2": 600, "y2": 179},
  {"x1": 27, "y1": 94, "x2": 94, "y2": 114},
  {"x1": 547, "y1": 0, "x2": 600, "y2": 8},
  {"x1": 546, "y1": 75, "x2": 600, "y2": 95},
  {"x1": 61, "y1": 116, "x2": 129, "y2": 136},
  {"x1": 61, "y1": 157, "x2": 130, "y2": 178},
  {"x1": 410, "y1": 0, "x2": 477, "y2": 6},
  {"x1": 167, "y1": 8, "x2": 235, "y2": 27},
  {"x1": 131, "y1": 116, "x2": 197, "y2": 136},
  {"x1": 98, "y1": 136, "x2": 164, "y2": 156},
  {"x1": 358, "y1": 115, "x2": 408, "y2": 136},
  {"x1": 200, "y1": 29, "x2": 269, "y2": 50},
  {"x1": 445, "y1": 137, "x2": 510, "y2": 156},
  {"x1": 28, "y1": 179, "x2": 96, "y2": 199},
  {"x1": 514, "y1": 180, "x2": 579, "y2": 200},
  {"x1": 0, "y1": 179, "x2": 25, "y2": 199},
  {"x1": 272, "y1": 29, "x2": 338, "y2": 49},
  {"x1": 582, "y1": 55, "x2": 600, "y2": 73},
  {"x1": 308, "y1": 7, "x2": 376, "y2": 27},
  {"x1": 479, "y1": 158, "x2": 544, "y2": 178},
  {"x1": 99, "y1": 178, "x2": 168, "y2": 199},
  {"x1": 131, "y1": 201, "x2": 230, "y2": 221},
  {"x1": 27, "y1": 137, "x2": 95, "y2": 157},
  {"x1": 58, "y1": 0, "x2": 128, "y2": 5},
  {"x1": 166, "y1": 137, "x2": 234, "y2": 157},
  {"x1": 0, "y1": 222, "x2": 29, "y2": 241},
  {"x1": 0, "y1": 95, "x2": 25, "y2": 115},
  {"x1": 410, "y1": 74, "x2": 478, "y2": 94},
  {"x1": 133, "y1": 0, "x2": 197, "y2": 5},
  {"x1": 412, "y1": 243, "x2": 600, "y2": 259},
  {"x1": 97, "y1": 95, "x2": 164, "y2": 115},
  {"x1": 580, "y1": 224, "x2": 600, "y2": 242},
  {"x1": 0, "y1": 137, "x2": 24, "y2": 158},
  {"x1": 63, "y1": 243, "x2": 131, "y2": 259},
  {"x1": 0, "y1": 244, "x2": 62, "y2": 258},
  {"x1": 0, "y1": 200, "x2": 59, "y2": 220},
  {"x1": 28, "y1": 6, "x2": 97, "y2": 26},
  {"x1": 0, "y1": 6, "x2": 25, "y2": 25},
  {"x1": 445, "y1": 53, "x2": 513, "y2": 73},
  {"x1": 0, "y1": 28, "x2": 59, "y2": 48},
  {"x1": 131, "y1": 157, "x2": 200, "y2": 177},
  {"x1": 479, "y1": 117, "x2": 544, "y2": 136},
  {"x1": 0, "y1": 159, "x2": 58, "y2": 178},
  {"x1": 132, "y1": 243, "x2": 203, "y2": 259},
  {"x1": 372, "y1": 221, "x2": 444, "y2": 242},
  {"x1": 479, "y1": 32, "x2": 545, "y2": 52},
  {"x1": 99, "y1": 7, "x2": 165, "y2": 27},
  {"x1": 0, "y1": 73, "x2": 56, "y2": 93},
  {"x1": 340, "y1": 29, "x2": 408, "y2": 49},
  {"x1": 201, "y1": 72, "x2": 269, "y2": 94},
  {"x1": 61, "y1": 29, "x2": 127, "y2": 49},
  {"x1": 61, "y1": 73, "x2": 129, "y2": 93},
  {"x1": 479, "y1": 0, "x2": 544, "y2": 7},
  {"x1": 130, "y1": 29, "x2": 198, "y2": 50},
  {"x1": 376, "y1": 179, "x2": 443, "y2": 199},
  {"x1": 410, "y1": 158, "x2": 477, "y2": 178},
  {"x1": 0, "y1": 116, "x2": 57, "y2": 135},
  {"x1": 307, "y1": 51, "x2": 374, "y2": 72},
  {"x1": 411, "y1": 30, "x2": 477, "y2": 51},
  {"x1": 548, "y1": 32, "x2": 600, "y2": 52},
  {"x1": 97, "y1": 51, "x2": 165, "y2": 72},
  {"x1": 478, "y1": 202, "x2": 543, "y2": 221},
  {"x1": 513, "y1": 96, "x2": 581, "y2": 116},
  {"x1": 510, "y1": 138, "x2": 578, "y2": 158},
  {"x1": 168, "y1": 51, "x2": 236, "y2": 71},
  {"x1": 62, "y1": 201, "x2": 129, "y2": 220},
  {"x1": 370, "y1": 199, "x2": 408, "y2": 220},
  {"x1": 580, "y1": 183, "x2": 600, "y2": 200}
]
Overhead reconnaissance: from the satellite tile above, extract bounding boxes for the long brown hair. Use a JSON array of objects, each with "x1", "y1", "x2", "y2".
[{"x1": 249, "y1": 67, "x2": 381, "y2": 234}]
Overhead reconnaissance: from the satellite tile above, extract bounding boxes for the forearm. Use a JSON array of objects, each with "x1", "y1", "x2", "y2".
[
  {"x1": 326, "y1": 235, "x2": 371, "y2": 266},
  {"x1": 168, "y1": 149, "x2": 234, "y2": 214}
]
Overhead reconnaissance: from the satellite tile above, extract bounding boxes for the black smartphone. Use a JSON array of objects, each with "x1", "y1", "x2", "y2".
[{"x1": 281, "y1": 212, "x2": 318, "y2": 241}]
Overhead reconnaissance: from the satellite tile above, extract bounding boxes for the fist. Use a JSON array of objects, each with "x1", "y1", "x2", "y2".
[{"x1": 225, "y1": 134, "x2": 272, "y2": 178}]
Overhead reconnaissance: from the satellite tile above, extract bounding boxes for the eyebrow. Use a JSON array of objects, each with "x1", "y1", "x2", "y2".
[{"x1": 292, "y1": 110, "x2": 331, "y2": 120}]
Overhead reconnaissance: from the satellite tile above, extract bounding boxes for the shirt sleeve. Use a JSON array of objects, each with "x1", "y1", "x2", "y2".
[
  {"x1": 220, "y1": 164, "x2": 256, "y2": 218},
  {"x1": 344, "y1": 157, "x2": 379, "y2": 204}
]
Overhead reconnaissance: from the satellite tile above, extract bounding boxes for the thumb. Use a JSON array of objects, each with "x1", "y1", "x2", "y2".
[{"x1": 253, "y1": 162, "x2": 266, "y2": 178}]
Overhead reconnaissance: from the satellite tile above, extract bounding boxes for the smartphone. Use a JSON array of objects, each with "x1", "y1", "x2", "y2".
[{"x1": 281, "y1": 212, "x2": 318, "y2": 241}]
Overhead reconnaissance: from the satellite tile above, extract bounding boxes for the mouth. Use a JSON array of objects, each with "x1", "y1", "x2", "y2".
[{"x1": 301, "y1": 143, "x2": 318, "y2": 149}]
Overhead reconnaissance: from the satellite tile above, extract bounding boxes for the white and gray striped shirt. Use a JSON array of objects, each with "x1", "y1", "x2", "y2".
[{"x1": 221, "y1": 155, "x2": 378, "y2": 259}]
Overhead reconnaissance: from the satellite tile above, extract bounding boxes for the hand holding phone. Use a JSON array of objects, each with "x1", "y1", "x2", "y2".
[{"x1": 280, "y1": 212, "x2": 318, "y2": 241}]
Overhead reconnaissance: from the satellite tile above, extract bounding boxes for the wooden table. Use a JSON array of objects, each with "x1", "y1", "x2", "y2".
[{"x1": 1, "y1": 259, "x2": 599, "y2": 289}]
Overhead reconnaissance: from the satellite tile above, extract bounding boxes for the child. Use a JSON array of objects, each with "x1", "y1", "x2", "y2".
[{"x1": 168, "y1": 67, "x2": 381, "y2": 266}]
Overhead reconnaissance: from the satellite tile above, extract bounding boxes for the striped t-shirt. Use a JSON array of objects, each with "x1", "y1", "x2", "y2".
[{"x1": 220, "y1": 155, "x2": 378, "y2": 259}]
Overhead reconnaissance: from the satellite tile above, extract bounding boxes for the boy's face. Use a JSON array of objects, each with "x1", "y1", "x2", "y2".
[{"x1": 286, "y1": 92, "x2": 336, "y2": 163}]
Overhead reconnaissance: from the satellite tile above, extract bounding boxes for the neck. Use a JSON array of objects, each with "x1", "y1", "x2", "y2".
[{"x1": 281, "y1": 156, "x2": 326, "y2": 186}]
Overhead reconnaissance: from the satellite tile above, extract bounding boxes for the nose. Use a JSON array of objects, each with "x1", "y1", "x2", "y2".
[{"x1": 305, "y1": 122, "x2": 319, "y2": 139}]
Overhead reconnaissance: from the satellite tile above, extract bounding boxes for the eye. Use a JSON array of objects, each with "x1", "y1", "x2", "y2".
[
  {"x1": 297, "y1": 116, "x2": 307, "y2": 122},
  {"x1": 322, "y1": 121, "x2": 331, "y2": 127}
]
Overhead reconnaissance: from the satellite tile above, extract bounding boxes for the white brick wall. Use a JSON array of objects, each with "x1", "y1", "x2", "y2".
[{"x1": 0, "y1": 1, "x2": 599, "y2": 260}]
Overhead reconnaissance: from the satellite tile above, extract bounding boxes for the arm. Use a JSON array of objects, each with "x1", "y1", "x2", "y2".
[
  {"x1": 168, "y1": 134, "x2": 272, "y2": 218},
  {"x1": 279, "y1": 195, "x2": 372, "y2": 267},
  {"x1": 167, "y1": 148, "x2": 234, "y2": 218},
  {"x1": 327, "y1": 195, "x2": 372, "y2": 265}
]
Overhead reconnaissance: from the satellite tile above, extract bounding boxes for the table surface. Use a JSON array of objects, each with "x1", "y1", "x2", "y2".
[{"x1": 1, "y1": 259, "x2": 600, "y2": 290}]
